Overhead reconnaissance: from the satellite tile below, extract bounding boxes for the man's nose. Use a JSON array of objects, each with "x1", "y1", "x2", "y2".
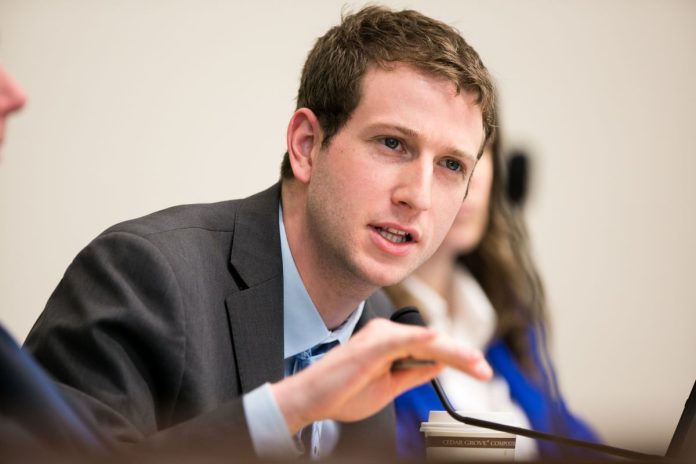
[
  {"x1": 0, "y1": 68, "x2": 27, "y2": 115},
  {"x1": 392, "y1": 157, "x2": 433, "y2": 212}
]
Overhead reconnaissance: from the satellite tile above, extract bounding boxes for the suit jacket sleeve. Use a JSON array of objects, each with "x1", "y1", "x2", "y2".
[{"x1": 25, "y1": 229, "x2": 255, "y2": 457}]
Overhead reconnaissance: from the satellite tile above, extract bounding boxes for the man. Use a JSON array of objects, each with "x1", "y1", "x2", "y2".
[
  {"x1": 0, "y1": 64, "x2": 27, "y2": 157},
  {"x1": 25, "y1": 6, "x2": 496, "y2": 460}
]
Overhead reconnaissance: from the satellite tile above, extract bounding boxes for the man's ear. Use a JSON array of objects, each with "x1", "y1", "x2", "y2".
[{"x1": 286, "y1": 108, "x2": 323, "y2": 184}]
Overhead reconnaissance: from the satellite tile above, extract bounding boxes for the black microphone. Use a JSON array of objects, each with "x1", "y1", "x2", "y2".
[
  {"x1": 506, "y1": 150, "x2": 529, "y2": 208},
  {"x1": 390, "y1": 306, "x2": 664, "y2": 461}
]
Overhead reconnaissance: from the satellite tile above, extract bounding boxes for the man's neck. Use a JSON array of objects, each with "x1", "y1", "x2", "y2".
[{"x1": 281, "y1": 181, "x2": 375, "y2": 330}]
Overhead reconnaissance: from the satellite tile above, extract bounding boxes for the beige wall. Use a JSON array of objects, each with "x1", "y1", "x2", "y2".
[{"x1": 1, "y1": 0, "x2": 694, "y2": 455}]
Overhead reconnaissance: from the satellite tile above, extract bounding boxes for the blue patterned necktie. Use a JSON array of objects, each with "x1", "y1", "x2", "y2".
[
  {"x1": 291, "y1": 340, "x2": 339, "y2": 374},
  {"x1": 291, "y1": 340, "x2": 339, "y2": 458}
]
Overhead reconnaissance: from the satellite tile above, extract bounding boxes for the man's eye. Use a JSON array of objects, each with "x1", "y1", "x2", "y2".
[
  {"x1": 444, "y1": 159, "x2": 462, "y2": 172},
  {"x1": 383, "y1": 137, "x2": 400, "y2": 150}
]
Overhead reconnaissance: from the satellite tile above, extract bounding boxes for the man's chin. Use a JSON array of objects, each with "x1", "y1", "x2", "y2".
[{"x1": 360, "y1": 265, "x2": 414, "y2": 289}]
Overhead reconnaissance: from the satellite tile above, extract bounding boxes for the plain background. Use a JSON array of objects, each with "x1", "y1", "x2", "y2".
[{"x1": 1, "y1": 0, "x2": 694, "y2": 455}]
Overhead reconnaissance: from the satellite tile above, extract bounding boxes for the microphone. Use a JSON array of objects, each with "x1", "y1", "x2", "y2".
[
  {"x1": 506, "y1": 150, "x2": 529, "y2": 207},
  {"x1": 390, "y1": 307, "x2": 663, "y2": 461}
]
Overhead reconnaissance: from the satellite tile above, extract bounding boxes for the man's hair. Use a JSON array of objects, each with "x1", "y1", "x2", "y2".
[{"x1": 280, "y1": 5, "x2": 496, "y2": 179}]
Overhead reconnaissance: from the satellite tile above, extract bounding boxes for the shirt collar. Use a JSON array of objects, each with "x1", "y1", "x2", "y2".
[{"x1": 279, "y1": 205, "x2": 364, "y2": 359}]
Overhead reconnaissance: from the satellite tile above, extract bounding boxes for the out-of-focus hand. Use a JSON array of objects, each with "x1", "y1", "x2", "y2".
[{"x1": 271, "y1": 318, "x2": 492, "y2": 434}]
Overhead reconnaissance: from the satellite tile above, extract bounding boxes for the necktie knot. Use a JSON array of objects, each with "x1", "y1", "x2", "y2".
[
  {"x1": 292, "y1": 340, "x2": 339, "y2": 374},
  {"x1": 308, "y1": 340, "x2": 338, "y2": 358}
]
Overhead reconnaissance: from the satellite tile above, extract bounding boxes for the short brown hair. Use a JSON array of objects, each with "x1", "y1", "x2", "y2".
[{"x1": 280, "y1": 5, "x2": 497, "y2": 179}]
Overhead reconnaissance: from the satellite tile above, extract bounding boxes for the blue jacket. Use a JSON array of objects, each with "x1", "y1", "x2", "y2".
[{"x1": 395, "y1": 325, "x2": 601, "y2": 459}]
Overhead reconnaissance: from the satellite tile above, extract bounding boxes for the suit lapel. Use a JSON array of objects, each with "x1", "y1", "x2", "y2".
[
  {"x1": 224, "y1": 188, "x2": 396, "y2": 453},
  {"x1": 225, "y1": 184, "x2": 285, "y2": 393}
]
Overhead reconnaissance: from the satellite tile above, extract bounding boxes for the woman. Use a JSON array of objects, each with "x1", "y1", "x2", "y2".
[{"x1": 385, "y1": 130, "x2": 599, "y2": 460}]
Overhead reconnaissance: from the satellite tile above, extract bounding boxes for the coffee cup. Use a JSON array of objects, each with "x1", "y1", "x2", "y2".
[{"x1": 420, "y1": 411, "x2": 516, "y2": 461}]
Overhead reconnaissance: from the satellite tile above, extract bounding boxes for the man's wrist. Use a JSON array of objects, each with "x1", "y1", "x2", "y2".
[
  {"x1": 243, "y1": 382, "x2": 302, "y2": 458},
  {"x1": 271, "y1": 373, "x2": 315, "y2": 435}
]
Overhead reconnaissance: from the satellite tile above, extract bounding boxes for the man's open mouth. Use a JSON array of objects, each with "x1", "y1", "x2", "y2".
[{"x1": 374, "y1": 226, "x2": 413, "y2": 244}]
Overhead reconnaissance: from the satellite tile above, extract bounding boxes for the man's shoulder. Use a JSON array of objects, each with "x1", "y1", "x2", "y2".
[
  {"x1": 366, "y1": 289, "x2": 397, "y2": 319},
  {"x1": 101, "y1": 184, "x2": 281, "y2": 240},
  {"x1": 103, "y1": 199, "x2": 241, "y2": 239}
]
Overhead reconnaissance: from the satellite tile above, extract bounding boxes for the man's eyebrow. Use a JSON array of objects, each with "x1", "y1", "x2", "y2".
[
  {"x1": 387, "y1": 124, "x2": 477, "y2": 162},
  {"x1": 391, "y1": 125, "x2": 419, "y2": 139}
]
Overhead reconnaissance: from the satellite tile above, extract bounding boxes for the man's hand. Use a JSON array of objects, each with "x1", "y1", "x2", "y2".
[{"x1": 271, "y1": 318, "x2": 492, "y2": 434}]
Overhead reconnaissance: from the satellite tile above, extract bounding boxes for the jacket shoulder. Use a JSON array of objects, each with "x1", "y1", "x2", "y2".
[
  {"x1": 367, "y1": 289, "x2": 397, "y2": 319},
  {"x1": 100, "y1": 184, "x2": 281, "y2": 240},
  {"x1": 102, "y1": 199, "x2": 242, "y2": 239}
]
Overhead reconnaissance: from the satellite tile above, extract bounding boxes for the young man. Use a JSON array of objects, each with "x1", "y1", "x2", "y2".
[{"x1": 25, "y1": 6, "x2": 496, "y2": 460}]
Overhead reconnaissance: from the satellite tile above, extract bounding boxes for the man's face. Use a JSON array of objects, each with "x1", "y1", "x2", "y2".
[
  {"x1": 305, "y1": 64, "x2": 485, "y2": 288},
  {"x1": 0, "y1": 65, "x2": 27, "y2": 155}
]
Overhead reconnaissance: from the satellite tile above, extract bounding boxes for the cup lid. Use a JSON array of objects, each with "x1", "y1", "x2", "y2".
[{"x1": 420, "y1": 410, "x2": 516, "y2": 437}]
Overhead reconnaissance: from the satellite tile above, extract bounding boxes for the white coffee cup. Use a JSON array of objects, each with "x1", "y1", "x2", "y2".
[{"x1": 420, "y1": 411, "x2": 516, "y2": 461}]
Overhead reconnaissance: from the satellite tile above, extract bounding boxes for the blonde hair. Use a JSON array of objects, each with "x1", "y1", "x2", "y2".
[{"x1": 462, "y1": 130, "x2": 548, "y2": 372}]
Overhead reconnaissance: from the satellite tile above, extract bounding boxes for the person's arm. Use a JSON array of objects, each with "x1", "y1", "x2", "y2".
[
  {"x1": 24, "y1": 230, "x2": 255, "y2": 456},
  {"x1": 243, "y1": 383, "x2": 302, "y2": 458},
  {"x1": 26, "y1": 228, "x2": 491, "y2": 457},
  {"x1": 273, "y1": 317, "x2": 492, "y2": 434}
]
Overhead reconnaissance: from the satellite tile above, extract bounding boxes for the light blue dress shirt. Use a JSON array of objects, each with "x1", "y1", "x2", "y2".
[{"x1": 242, "y1": 205, "x2": 364, "y2": 459}]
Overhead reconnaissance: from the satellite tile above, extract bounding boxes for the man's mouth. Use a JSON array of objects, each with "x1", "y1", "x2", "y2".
[{"x1": 374, "y1": 226, "x2": 413, "y2": 244}]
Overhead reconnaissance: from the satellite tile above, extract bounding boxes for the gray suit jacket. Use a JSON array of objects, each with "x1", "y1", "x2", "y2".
[{"x1": 25, "y1": 183, "x2": 396, "y2": 459}]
